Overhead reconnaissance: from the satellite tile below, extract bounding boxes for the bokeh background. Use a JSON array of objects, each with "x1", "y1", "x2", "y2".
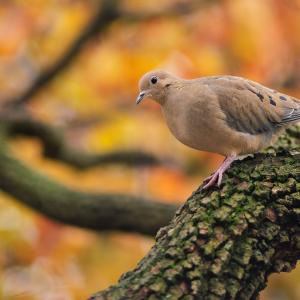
[{"x1": 0, "y1": 0, "x2": 300, "y2": 299}]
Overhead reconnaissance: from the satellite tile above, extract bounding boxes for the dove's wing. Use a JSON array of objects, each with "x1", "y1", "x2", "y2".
[{"x1": 199, "y1": 76, "x2": 300, "y2": 135}]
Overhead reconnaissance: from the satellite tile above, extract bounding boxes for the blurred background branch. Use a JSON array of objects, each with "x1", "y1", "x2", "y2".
[
  {"x1": 0, "y1": 0, "x2": 201, "y2": 171},
  {"x1": 120, "y1": 0, "x2": 214, "y2": 21},
  {"x1": 4, "y1": 0, "x2": 208, "y2": 108},
  {"x1": 5, "y1": 0, "x2": 120, "y2": 107},
  {"x1": 1, "y1": 114, "x2": 164, "y2": 168},
  {"x1": 0, "y1": 129, "x2": 177, "y2": 235}
]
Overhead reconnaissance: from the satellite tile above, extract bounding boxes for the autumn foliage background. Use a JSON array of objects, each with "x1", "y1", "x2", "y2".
[{"x1": 0, "y1": 0, "x2": 300, "y2": 299}]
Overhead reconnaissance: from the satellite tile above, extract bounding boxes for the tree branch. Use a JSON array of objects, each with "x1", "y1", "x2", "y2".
[
  {"x1": 90, "y1": 127, "x2": 300, "y2": 300},
  {"x1": 5, "y1": 0, "x2": 213, "y2": 108},
  {"x1": 3, "y1": 115, "x2": 163, "y2": 168},
  {"x1": 0, "y1": 129, "x2": 177, "y2": 235},
  {"x1": 121, "y1": 0, "x2": 215, "y2": 22},
  {"x1": 5, "y1": 0, "x2": 120, "y2": 107}
]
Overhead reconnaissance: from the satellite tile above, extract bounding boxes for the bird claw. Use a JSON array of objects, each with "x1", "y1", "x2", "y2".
[
  {"x1": 202, "y1": 170, "x2": 223, "y2": 189},
  {"x1": 203, "y1": 174, "x2": 213, "y2": 183},
  {"x1": 196, "y1": 155, "x2": 236, "y2": 192}
]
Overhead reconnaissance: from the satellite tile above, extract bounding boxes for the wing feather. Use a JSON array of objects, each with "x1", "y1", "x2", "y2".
[{"x1": 200, "y1": 76, "x2": 300, "y2": 135}]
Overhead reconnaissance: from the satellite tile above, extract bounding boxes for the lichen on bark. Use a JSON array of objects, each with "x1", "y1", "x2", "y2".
[{"x1": 90, "y1": 126, "x2": 300, "y2": 300}]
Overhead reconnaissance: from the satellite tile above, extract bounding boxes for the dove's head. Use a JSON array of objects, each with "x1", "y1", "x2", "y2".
[{"x1": 136, "y1": 70, "x2": 178, "y2": 105}]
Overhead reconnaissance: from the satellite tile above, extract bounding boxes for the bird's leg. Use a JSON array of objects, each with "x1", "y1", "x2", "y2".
[{"x1": 202, "y1": 155, "x2": 236, "y2": 189}]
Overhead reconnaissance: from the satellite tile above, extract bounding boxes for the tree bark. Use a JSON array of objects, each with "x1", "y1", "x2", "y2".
[{"x1": 90, "y1": 126, "x2": 300, "y2": 300}]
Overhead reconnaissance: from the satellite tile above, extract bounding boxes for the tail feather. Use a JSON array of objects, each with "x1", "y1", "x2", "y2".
[{"x1": 279, "y1": 108, "x2": 300, "y2": 125}]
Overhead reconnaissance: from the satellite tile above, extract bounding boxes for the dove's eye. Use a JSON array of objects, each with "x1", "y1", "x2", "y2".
[{"x1": 150, "y1": 76, "x2": 158, "y2": 84}]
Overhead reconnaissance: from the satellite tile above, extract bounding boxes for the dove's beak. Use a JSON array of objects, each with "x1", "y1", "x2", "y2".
[{"x1": 136, "y1": 91, "x2": 147, "y2": 105}]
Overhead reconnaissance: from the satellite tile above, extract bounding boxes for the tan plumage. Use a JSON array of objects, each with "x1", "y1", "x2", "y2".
[{"x1": 136, "y1": 70, "x2": 300, "y2": 188}]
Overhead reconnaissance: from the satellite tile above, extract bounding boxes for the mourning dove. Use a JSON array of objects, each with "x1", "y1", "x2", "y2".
[{"x1": 136, "y1": 70, "x2": 300, "y2": 189}]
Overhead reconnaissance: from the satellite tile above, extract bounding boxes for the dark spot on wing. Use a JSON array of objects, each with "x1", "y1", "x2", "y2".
[
  {"x1": 279, "y1": 95, "x2": 287, "y2": 101},
  {"x1": 249, "y1": 89, "x2": 264, "y2": 102},
  {"x1": 268, "y1": 96, "x2": 276, "y2": 106}
]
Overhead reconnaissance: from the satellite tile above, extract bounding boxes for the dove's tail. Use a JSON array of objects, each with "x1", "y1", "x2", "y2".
[{"x1": 281, "y1": 98, "x2": 300, "y2": 124}]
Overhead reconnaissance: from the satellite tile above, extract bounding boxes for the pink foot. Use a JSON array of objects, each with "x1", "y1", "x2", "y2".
[
  {"x1": 203, "y1": 169, "x2": 224, "y2": 189},
  {"x1": 202, "y1": 156, "x2": 236, "y2": 190}
]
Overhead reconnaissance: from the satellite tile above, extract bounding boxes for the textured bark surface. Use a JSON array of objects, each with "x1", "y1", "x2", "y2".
[{"x1": 90, "y1": 127, "x2": 300, "y2": 300}]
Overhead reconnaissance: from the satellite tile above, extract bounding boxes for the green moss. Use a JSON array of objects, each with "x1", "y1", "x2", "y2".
[
  {"x1": 213, "y1": 206, "x2": 232, "y2": 221},
  {"x1": 165, "y1": 286, "x2": 184, "y2": 299},
  {"x1": 149, "y1": 278, "x2": 167, "y2": 293},
  {"x1": 228, "y1": 262, "x2": 245, "y2": 280},
  {"x1": 260, "y1": 223, "x2": 280, "y2": 241},
  {"x1": 209, "y1": 278, "x2": 226, "y2": 296},
  {"x1": 226, "y1": 278, "x2": 240, "y2": 298}
]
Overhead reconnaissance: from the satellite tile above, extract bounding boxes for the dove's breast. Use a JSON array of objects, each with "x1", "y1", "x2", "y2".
[
  {"x1": 161, "y1": 102, "x2": 188, "y2": 145},
  {"x1": 161, "y1": 89, "x2": 224, "y2": 153}
]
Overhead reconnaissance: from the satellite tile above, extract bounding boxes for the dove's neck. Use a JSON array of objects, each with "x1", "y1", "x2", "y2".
[{"x1": 159, "y1": 80, "x2": 187, "y2": 105}]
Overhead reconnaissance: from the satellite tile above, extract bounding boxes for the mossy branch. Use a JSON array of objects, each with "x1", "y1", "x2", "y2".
[
  {"x1": 90, "y1": 127, "x2": 300, "y2": 300},
  {"x1": 0, "y1": 128, "x2": 177, "y2": 235}
]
